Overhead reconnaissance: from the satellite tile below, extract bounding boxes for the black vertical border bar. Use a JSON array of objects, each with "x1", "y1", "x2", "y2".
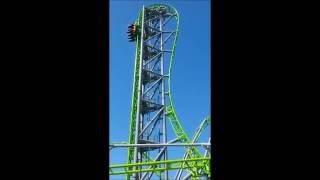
[
  {"x1": 213, "y1": 0, "x2": 224, "y2": 179},
  {"x1": 96, "y1": 0, "x2": 108, "y2": 179}
]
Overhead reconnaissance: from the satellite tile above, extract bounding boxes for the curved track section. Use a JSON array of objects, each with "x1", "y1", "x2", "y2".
[{"x1": 124, "y1": 4, "x2": 210, "y2": 179}]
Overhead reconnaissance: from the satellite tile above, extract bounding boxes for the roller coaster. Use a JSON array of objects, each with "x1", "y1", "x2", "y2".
[{"x1": 110, "y1": 4, "x2": 211, "y2": 179}]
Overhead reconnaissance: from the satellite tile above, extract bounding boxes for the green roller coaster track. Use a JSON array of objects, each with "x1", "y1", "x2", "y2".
[{"x1": 110, "y1": 4, "x2": 211, "y2": 179}]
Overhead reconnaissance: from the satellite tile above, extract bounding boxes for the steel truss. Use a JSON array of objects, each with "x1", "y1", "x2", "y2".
[{"x1": 110, "y1": 4, "x2": 211, "y2": 180}]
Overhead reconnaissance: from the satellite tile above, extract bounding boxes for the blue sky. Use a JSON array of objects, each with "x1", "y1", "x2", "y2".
[{"x1": 110, "y1": 0, "x2": 210, "y2": 178}]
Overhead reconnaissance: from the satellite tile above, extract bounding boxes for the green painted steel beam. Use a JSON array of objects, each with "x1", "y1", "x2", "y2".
[
  {"x1": 110, "y1": 165, "x2": 208, "y2": 175},
  {"x1": 112, "y1": 157, "x2": 209, "y2": 168},
  {"x1": 110, "y1": 158, "x2": 210, "y2": 175}
]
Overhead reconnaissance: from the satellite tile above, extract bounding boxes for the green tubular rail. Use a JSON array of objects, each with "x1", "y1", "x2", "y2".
[
  {"x1": 186, "y1": 116, "x2": 211, "y2": 177},
  {"x1": 163, "y1": 4, "x2": 210, "y2": 176},
  {"x1": 140, "y1": 115, "x2": 211, "y2": 178},
  {"x1": 125, "y1": 4, "x2": 211, "y2": 179},
  {"x1": 192, "y1": 117, "x2": 211, "y2": 143},
  {"x1": 127, "y1": 10, "x2": 143, "y2": 177},
  {"x1": 110, "y1": 157, "x2": 210, "y2": 175}
]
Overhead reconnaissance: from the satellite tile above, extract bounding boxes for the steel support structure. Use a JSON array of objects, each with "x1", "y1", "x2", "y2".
[
  {"x1": 110, "y1": 4, "x2": 211, "y2": 180},
  {"x1": 131, "y1": 5, "x2": 174, "y2": 180}
]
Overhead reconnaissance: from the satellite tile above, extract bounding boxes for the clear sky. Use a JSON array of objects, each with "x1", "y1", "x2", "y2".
[{"x1": 110, "y1": 0, "x2": 211, "y2": 179}]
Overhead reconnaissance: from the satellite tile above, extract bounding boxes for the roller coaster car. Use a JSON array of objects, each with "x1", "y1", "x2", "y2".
[{"x1": 127, "y1": 23, "x2": 138, "y2": 42}]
